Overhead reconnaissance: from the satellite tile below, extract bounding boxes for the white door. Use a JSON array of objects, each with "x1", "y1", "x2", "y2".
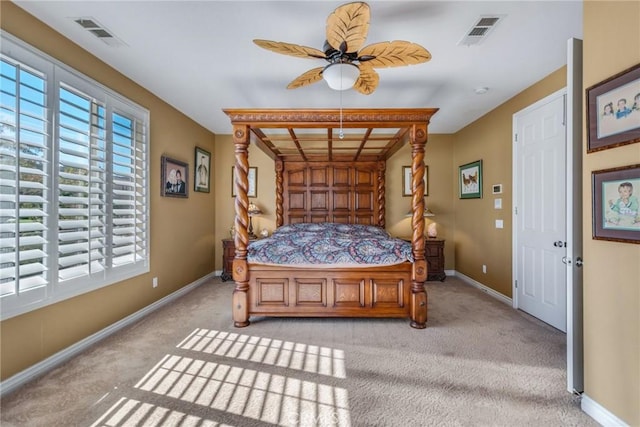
[{"x1": 513, "y1": 90, "x2": 567, "y2": 332}]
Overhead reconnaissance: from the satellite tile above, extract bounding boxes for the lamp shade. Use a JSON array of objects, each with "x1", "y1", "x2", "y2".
[
  {"x1": 405, "y1": 207, "x2": 436, "y2": 217},
  {"x1": 247, "y1": 202, "x2": 262, "y2": 216},
  {"x1": 323, "y1": 63, "x2": 359, "y2": 91}
]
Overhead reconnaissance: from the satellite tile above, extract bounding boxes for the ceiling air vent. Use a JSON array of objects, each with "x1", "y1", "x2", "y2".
[
  {"x1": 72, "y1": 17, "x2": 127, "y2": 47},
  {"x1": 458, "y1": 15, "x2": 504, "y2": 46}
]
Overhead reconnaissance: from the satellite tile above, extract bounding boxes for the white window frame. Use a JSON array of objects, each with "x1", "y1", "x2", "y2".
[{"x1": 0, "y1": 32, "x2": 150, "y2": 320}]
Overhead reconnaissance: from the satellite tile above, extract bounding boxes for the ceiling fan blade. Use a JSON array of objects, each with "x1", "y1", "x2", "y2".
[
  {"x1": 253, "y1": 39, "x2": 326, "y2": 59},
  {"x1": 326, "y1": 2, "x2": 370, "y2": 53},
  {"x1": 358, "y1": 40, "x2": 432, "y2": 68},
  {"x1": 353, "y1": 63, "x2": 379, "y2": 95},
  {"x1": 286, "y1": 67, "x2": 324, "y2": 89}
]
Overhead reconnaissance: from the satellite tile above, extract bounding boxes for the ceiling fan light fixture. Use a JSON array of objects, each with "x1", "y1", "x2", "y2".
[{"x1": 323, "y1": 63, "x2": 359, "y2": 91}]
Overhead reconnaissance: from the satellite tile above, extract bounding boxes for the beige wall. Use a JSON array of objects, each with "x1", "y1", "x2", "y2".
[
  {"x1": 583, "y1": 2, "x2": 640, "y2": 425},
  {"x1": 452, "y1": 67, "x2": 566, "y2": 296},
  {"x1": 0, "y1": 3, "x2": 216, "y2": 380}
]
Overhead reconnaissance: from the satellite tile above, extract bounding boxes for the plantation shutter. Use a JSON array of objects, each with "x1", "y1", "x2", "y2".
[
  {"x1": 0, "y1": 58, "x2": 50, "y2": 305},
  {"x1": 57, "y1": 86, "x2": 107, "y2": 283},
  {"x1": 111, "y1": 110, "x2": 147, "y2": 268}
]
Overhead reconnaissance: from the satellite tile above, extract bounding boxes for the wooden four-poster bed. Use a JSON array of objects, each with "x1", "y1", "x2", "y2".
[{"x1": 223, "y1": 108, "x2": 438, "y2": 328}]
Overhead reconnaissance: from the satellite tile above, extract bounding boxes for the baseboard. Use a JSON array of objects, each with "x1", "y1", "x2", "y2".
[
  {"x1": 454, "y1": 271, "x2": 512, "y2": 305},
  {"x1": 445, "y1": 269, "x2": 455, "y2": 276},
  {"x1": 0, "y1": 272, "x2": 217, "y2": 398},
  {"x1": 581, "y1": 394, "x2": 629, "y2": 427}
]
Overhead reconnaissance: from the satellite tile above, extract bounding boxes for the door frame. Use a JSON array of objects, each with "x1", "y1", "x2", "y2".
[{"x1": 565, "y1": 37, "x2": 584, "y2": 394}]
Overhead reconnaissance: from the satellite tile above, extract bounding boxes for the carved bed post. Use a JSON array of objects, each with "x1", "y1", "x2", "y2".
[
  {"x1": 232, "y1": 125, "x2": 251, "y2": 327},
  {"x1": 275, "y1": 160, "x2": 284, "y2": 227},
  {"x1": 377, "y1": 160, "x2": 386, "y2": 228},
  {"x1": 410, "y1": 123, "x2": 428, "y2": 329}
]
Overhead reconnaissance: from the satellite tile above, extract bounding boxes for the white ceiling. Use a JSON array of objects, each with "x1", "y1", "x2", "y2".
[{"x1": 12, "y1": 1, "x2": 583, "y2": 135}]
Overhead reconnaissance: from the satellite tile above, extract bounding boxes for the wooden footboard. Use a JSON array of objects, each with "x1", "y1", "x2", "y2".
[{"x1": 246, "y1": 263, "x2": 414, "y2": 319}]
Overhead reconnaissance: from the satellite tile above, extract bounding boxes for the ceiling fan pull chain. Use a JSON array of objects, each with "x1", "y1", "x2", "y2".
[{"x1": 339, "y1": 65, "x2": 343, "y2": 137}]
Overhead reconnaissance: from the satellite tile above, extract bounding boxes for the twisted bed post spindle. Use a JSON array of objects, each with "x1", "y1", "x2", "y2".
[
  {"x1": 377, "y1": 161, "x2": 386, "y2": 228},
  {"x1": 232, "y1": 125, "x2": 250, "y2": 327},
  {"x1": 275, "y1": 160, "x2": 284, "y2": 227},
  {"x1": 410, "y1": 123, "x2": 428, "y2": 329}
]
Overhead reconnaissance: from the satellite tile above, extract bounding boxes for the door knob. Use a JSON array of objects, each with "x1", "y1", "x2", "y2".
[{"x1": 575, "y1": 257, "x2": 583, "y2": 267}]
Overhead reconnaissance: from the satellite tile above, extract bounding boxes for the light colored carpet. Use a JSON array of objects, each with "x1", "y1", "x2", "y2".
[{"x1": 0, "y1": 276, "x2": 596, "y2": 427}]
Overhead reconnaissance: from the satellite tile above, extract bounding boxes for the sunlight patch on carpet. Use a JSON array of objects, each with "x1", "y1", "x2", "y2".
[
  {"x1": 177, "y1": 328, "x2": 347, "y2": 379},
  {"x1": 133, "y1": 354, "x2": 351, "y2": 426},
  {"x1": 90, "y1": 329, "x2": 352, "y2": 426},
  {"x1": 90, "y1": 396, "x2": 234, "y2": 427}
]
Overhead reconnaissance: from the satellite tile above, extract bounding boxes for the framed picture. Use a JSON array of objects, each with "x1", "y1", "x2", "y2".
[
  {"x1": 194, "y1": 147, "x2": 211, "y2": 193},
  {"x1": 161, "y1": 156, "x2": 188, "y2": 198},
  {"x1": 402, "y1": 165, "x2": 428, "y2": 197},
  {"x1": 592, "y1": 164, "x2": 640, "y2": 244},
  {"x1": 586, "y1": 63, "x2": 640, "y2": 153},
  {"x1": 231, "y1": 166, "x2": 257, "y2": 198},
  {"x1": 459, "y1": 160, "x2": 482, "y2": 199}
]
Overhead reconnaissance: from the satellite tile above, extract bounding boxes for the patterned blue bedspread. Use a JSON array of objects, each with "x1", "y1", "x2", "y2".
[{"x1": 248, "y1": 222, "x2": 413, "y2": 267}]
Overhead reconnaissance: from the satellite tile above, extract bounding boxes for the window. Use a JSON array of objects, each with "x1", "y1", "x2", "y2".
[{"x1": 0, "y1": 34, "x2": 149, "y2": 320}]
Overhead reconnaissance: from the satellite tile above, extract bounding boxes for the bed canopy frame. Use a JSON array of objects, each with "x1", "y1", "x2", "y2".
[{"x1": 223, "y1": 108, "x2": 438, "y2": 328}]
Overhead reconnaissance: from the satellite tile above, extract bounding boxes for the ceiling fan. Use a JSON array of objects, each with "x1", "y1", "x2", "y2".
[{"x1": 253, "y1": 1, "x2": 431, "y2": 94}]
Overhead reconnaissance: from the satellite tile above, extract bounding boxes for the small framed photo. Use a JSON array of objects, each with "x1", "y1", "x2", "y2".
[
  {"x1": 459, "y1": 160, "x2": 482, "y2": 199},
  {"x1": 586, "y1": 63, "x2": 640, "y2": 153},
  {"x1": 592, "y1": 164, "x2": 640, "y2": 244},
  {"x1": 231, "y1": 166, "x2": 257, "y2": 198},
  {"x1": 194, "y1": 147, "x2": 211, "y2": 193},
  {"x1": 402, "y1": 165, "x2": 428, "y2": 197},
  {"x1": 161, "y1": 156, "x2": 188, "y2": 198}
]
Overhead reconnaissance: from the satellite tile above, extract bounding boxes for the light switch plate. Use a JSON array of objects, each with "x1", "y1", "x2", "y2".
[{"x1": 495, "y1": 219, "x2": 504, "y2": 229}]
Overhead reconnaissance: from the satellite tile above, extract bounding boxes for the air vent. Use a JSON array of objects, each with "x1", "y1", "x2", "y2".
[
  {"x1": 74, "y1": 18, "x2": 100, "y2": 29},
  {"x1": 458, "y1": 15, "x2": 504, "y2": 46},
  {"x1": 72, "y1": 17, "x2": 127, "y2": 47}
]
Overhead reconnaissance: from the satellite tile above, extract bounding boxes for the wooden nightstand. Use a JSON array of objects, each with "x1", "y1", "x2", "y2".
[
  {"x1": 398, "y1": 237, "x2": 446, "y2": 282},
  {"x1": 425, "y1": 238, "x2": 446, "y2": 281},
  {"x1": 221, "y1": 238, "x2": 235, "y2": 281}
]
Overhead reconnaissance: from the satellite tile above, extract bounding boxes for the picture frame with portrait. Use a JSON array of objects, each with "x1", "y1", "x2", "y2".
[
  {"x1": 586, "y1": 63, "x2": 640, "y2": 153},
  {"x1": 592, "y1": 164, "x2": 640, "y2": 244},
  {"x1": 161, "y1": 156, "x2": 188, "y2": 198},
  {"x1": 402, "y1": 165, "x2": 428, "y2": 197},
  {"x1": 459, "y1": 160, "x2": 483, "y2": 199},
  {"x1": 194, "y1": 147, "x2": 211, "y2": 193}
]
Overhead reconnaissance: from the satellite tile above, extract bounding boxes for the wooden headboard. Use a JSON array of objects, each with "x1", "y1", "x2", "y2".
[{"x1": 277, "y1": 161, "x2": 385, "y2": 227}]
